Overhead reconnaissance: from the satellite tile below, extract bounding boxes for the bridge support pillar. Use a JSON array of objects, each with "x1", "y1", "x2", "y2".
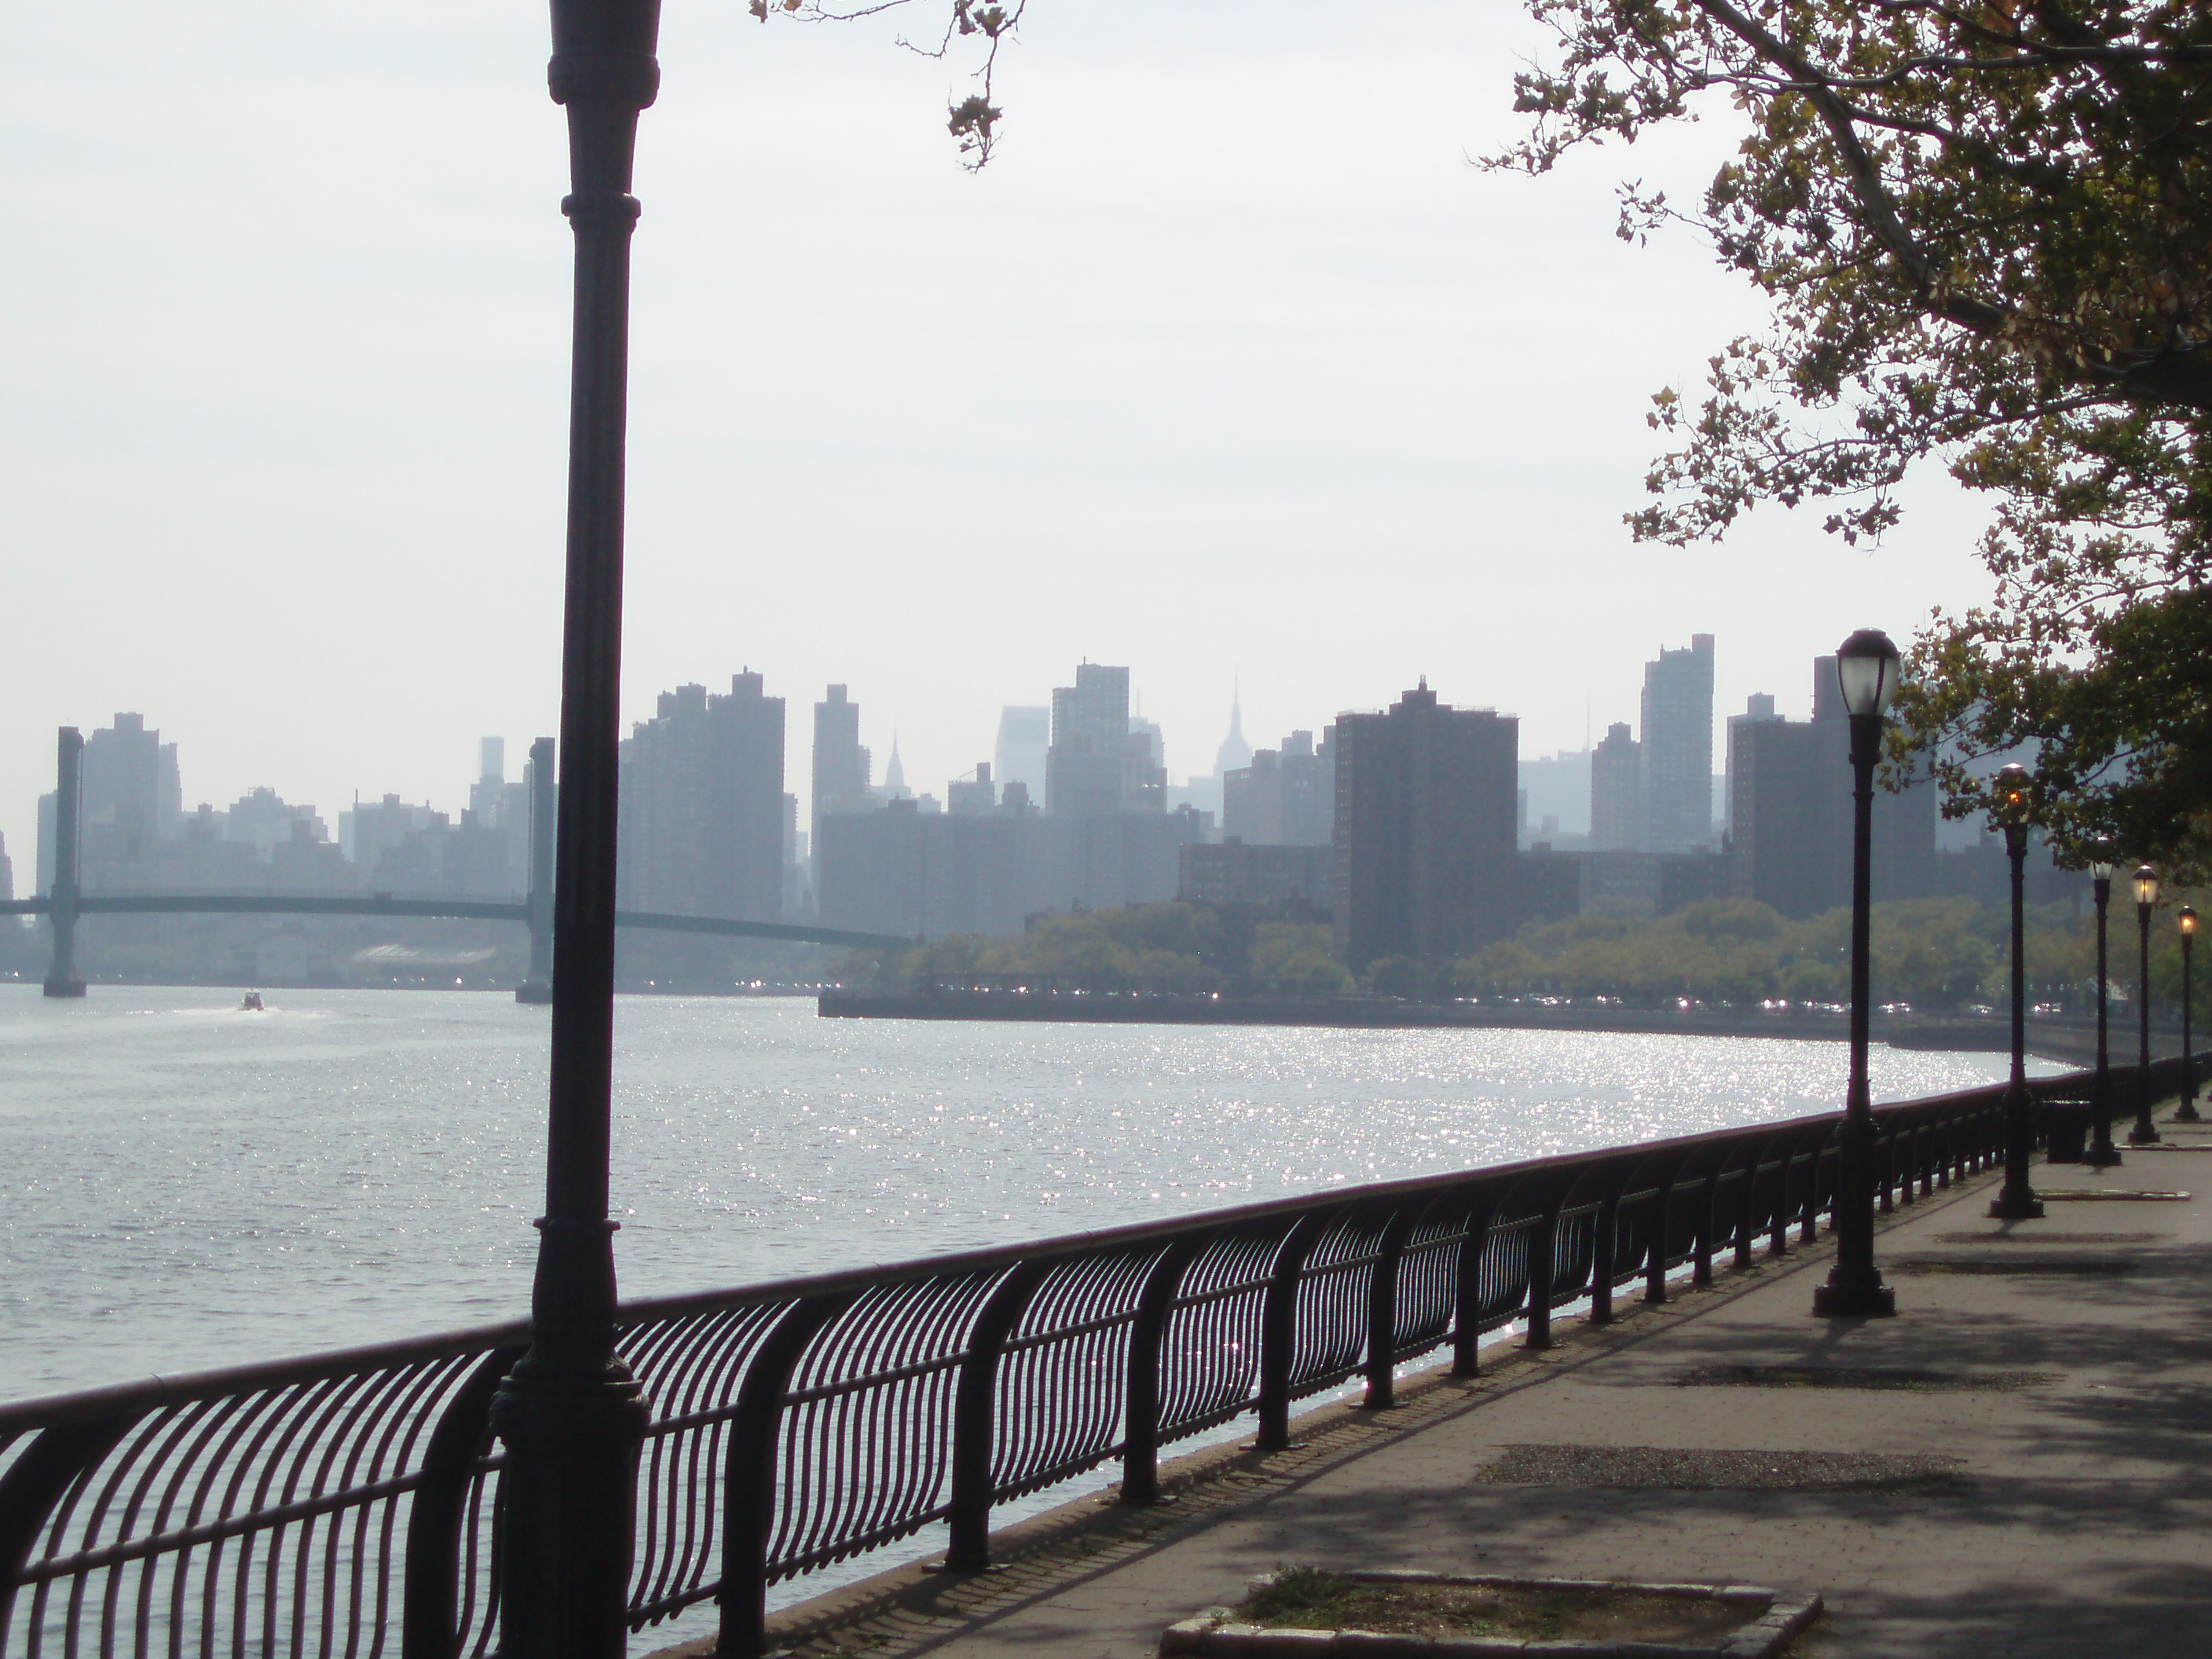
[
  {"x1": 42, "y1": 727, "x2": 86, "y2": 998},
  {"x1": 517, "y1": 735, "x2": 556, "y2": 1005}
]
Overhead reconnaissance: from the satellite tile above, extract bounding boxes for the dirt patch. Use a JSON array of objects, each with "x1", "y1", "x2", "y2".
[
  {"x1": 1234, "y1": 1567, "x2": 1749, "y2": 1646},
  {"x1": 1675, "y1": 1364, "x2": 2053, "y2": 1392},
  {"x1": 1476, "y1": 1444, "x2": 1965, "y2": 1491}
]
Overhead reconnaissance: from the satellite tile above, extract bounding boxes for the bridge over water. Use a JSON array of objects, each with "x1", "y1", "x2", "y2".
[{"x1": 10, "y1": 728, "x2": 910, "y2": 1001}]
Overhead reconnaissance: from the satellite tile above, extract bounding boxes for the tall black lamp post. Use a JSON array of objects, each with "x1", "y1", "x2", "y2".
[
  {"x1": 1814, "y1": 628, "x2": 1900, "y2": 1317},
  {"x1": 2179, "y1": 905, "x2": 2199, "y2": 1124},
  {"x1": 2130, "y1": 865, "x2": 2162, "y2": 1144},
  {"x1": 488, "y1": 5, "x2": 662, "y2": 1659},
  {"x1": 2085, "y1": 843, "x2": 2122, "y2": 1166},
  {"x1": 1987, "y1": 764, "x2": 2044, "y2": 1219}
]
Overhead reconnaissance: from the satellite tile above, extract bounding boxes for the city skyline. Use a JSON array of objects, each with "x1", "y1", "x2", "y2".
[
  {"x1": 2, "y1": 0, "x2": 2007, "y2": 881},
  {"x1": 6, "y1": 631, "x2": 1933, "y2": 890}
]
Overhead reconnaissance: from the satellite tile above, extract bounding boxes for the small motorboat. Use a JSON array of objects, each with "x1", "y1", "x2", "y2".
[{"x1": 240, "y1": 991, "x2": 265, "y2": 1012}]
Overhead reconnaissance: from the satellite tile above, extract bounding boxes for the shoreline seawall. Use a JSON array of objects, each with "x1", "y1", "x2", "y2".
[{"x1": 818, "y1": 989, "x2": 2181, "y2": 1068}]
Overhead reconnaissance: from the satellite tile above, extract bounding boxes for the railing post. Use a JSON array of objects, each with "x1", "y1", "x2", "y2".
[
  {"x1": 1524, "y1": 1190, "x2": 1564, "y2": 1350},
  {"x1": 402, "y1": 1346, "x2": 528, "y2": 1659},
  {"x1": 946, "y1": 1262, "x2": 1049, "y2": 1571},
  {"x1": 1770, "y1": 1151, "x2": 1794, "y2": 1256},
  {"x1": 1731, "y1": 1162, "x2": 1756, "y2": 1271},
  {"x1": 1361, "y1": 1209, "x2": 1415, "y2": 1410},
  {"x1": 1803, "y1": 1142, "x2": 1830, "y2": 1243},
  {"x1": 1588, "y1": 1180, "x2": 1624, "y2": 1325},
  {"x1": 1877, "y1": 1119, "x2": 1897, "y2": 1213},
  {"x1": 1451, "y1": 1190, "x2": 1500, "y2": 1377},
  {"x1": 1122, "y1": 1236, "x2": 1206, "y2": 1506},
  {"x1": 42, "y1": 727, "x2": 86, "y2": 998},
  {"x1": 0, "y1": 1413, "x2": 134, "y2": 1640},
  {"x1": 1257, "y1": 1214, "x2": 1326, "y2": 1450},
  {"x1": 1690, "y1": 1176, "x2": 1716, "y2": 1288},
  {"x1": 718, "y1": 1293, "x2": 851, "y2": 1659},
  {"x1": 1646, "y1": 1175, "x2": 1678, "y2": 1303}
]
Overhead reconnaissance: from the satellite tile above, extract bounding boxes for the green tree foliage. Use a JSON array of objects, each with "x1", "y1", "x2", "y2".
[
  {"x1": 1450, "y1": 896, "x2": 2073, "y2": 1008},
  {"x1": 1494, "y1": 2, "x2": 2212, "y2": 873}
]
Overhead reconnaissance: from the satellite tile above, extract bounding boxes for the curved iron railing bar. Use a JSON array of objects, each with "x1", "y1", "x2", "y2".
[
  {"x1": 1256, "y1": 1213, "x2": 1330, "y2": 1451},
  {"x1": 947, "y1": 1261, "x2": 1052, "y2": 1570},
  {"x1": 1386, "y1": 1192, "x2": 1473, "y2": 1368},
  {"x1": 399, "y1": 1349, "x2": 519, "y2": 1659},
  {"x1": 1119, "y1": 1236, "x2": 1207, "y2": 1507},
  {"x1": 713, "y1": 1294, "x2": 850, "y2": 1659}
]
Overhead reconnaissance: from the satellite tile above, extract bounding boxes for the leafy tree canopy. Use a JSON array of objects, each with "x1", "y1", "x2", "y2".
[{"x1": 1492, "y1": 2, "x2": 2212, "y2": 874}]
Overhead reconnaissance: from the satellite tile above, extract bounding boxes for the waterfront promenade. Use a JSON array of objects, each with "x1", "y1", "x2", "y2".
[{"x1": 722, "y1": 1101, "x2": 2212, "y2": 1659}]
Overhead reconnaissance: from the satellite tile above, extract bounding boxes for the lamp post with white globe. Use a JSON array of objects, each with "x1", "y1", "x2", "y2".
[
  {"x1": 1813, "y1": 628, "x2": 1902, "y2": 1317},
  {"x1": 1987, "y1": 764, "x2": 2044, "y2": 1220}
]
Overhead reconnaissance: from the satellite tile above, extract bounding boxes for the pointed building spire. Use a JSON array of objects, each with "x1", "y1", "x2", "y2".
[
  {"x1": 1213, "y1": 677, "x2": 1254, "y2": 777},
  {"x1": 884, "y1": 734, "x2": 907, "y2": 795}
]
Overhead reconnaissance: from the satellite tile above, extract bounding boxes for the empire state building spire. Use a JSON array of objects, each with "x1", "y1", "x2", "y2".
[{"x1": 1213, "y1": 679, "x2": 1254, "y2": 777}]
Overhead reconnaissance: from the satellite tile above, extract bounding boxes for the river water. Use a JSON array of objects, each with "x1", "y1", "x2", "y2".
[{"x1": 0, "y1": 984, "x2": 2050, "y2": 1403}]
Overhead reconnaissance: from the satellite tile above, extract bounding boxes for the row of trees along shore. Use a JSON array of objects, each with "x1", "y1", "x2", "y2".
[{"x1": 847, "y1": 895, "x2": 2210, "y2": 1014}]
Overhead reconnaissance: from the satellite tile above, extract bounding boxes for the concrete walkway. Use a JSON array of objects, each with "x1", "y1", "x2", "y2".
[{"x1": 740, "y1": 1104, "x2": 2212, "y2": 1659}]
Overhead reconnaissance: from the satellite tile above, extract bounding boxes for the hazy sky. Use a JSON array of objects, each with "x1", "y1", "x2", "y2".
[{"x1": 2, "y1": 1, "x2": 2001, "y2": 871}]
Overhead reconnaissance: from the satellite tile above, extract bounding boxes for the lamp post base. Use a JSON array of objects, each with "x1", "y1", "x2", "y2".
[
  {"x1": 2128, "y1": 1122, "x2": 2162, "y2": 1145},
  {"x1": 1987, "y1": 1188, "x2": 2045, "y2": 1219},
  {"x1": 2084, "y1": 1143, "x2": 2123, "y2": 1169},
  {"x1": 2174, "y1": 1103, "x2": 2201, "y2": 1123},
  {"x1": 42, "y1": 975, "x2": 86, "y2": 998},
  {"x1": 1812, "y1": 1274, "x2": 1895, "y2": 1318}
]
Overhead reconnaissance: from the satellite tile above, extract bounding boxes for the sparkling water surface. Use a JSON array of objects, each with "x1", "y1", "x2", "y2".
[{"x1": 0, "y1": 984, "x2": 2050, "y2": 1402}]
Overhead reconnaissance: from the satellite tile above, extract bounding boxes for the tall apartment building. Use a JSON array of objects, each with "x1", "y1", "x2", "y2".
[
  {"x1": 1222, "y1": 728, "x2": 1335, "y2": 846},
  {"x1": 1047, "y1": 664, "x2": 1145, "y2": 817},
  {"x1": 1723, "y1": 693, "x2": 1778, "y2": 840},
  {"x1": 1331, "y1": 682, "x2": 1518, "y2": 968},
  {"x1": 1639, "y1": 633, "x2": 1715, "y2": 852},
  {"x1": 811, "y1": 684, "x2": 872, "y2": 852},
  {"x1": 82, "y1": 713, "x2": 181, "y2": 843},
  {"x1": 1727, "y1": 659, "x2": 1936, "y2": 917},
  {"x1": 618, "y1": 672, "x2": 786, "y2": 921},
  {"x1": 1589, "y1": 723, "x2": 1643, "y2": 851}
]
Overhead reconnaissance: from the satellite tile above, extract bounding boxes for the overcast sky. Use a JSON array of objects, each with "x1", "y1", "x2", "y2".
[{"x1": 0, "y1": 1, "x2": 2001, "y2": 870}]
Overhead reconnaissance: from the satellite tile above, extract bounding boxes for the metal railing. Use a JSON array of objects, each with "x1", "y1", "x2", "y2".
[{"x1": 3, "y1": 1060, "x2": 2192, "y2": 1659}]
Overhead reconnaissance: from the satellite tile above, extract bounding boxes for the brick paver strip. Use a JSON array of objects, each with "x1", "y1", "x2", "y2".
[{"x1": 650, "y1": 1103, "x2": 2212, "y2": 1659}]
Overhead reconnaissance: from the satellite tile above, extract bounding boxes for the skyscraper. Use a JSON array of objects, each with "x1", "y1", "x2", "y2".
[
  {"x1": 1332, "y1": 681, "x2": 1518, "y2": 967},
  {"x1": 812, "y1": 684, "x2": 872, "y2": 856},
  {"x1": 1728, "y1": 657, "x2": 1936, "y2": 916},
  {"x1": 1222, "y1": 728, "x2": 1334, "y2": 845},
  {"x1": 1590, "y1": 722, "x2": 1643, "y2": 851},
  {"x1": 79, "y1": 713, "x2": 180, "y2": 847},
  {"x1": 618, "y1": 671, "x2": 786, "y2": 921},
  {"x1": 1214, "y1": 683, "x2": 1254, "y2": 778},
  {"x1": 1046, "y1": 663, "x2": 1133, "y2": 818},
  {"x1": 993, "y1": 707, "x2": 1050, "y2": 802},
  {"x1": 1639, "y1": 633, "x2": 1716, "y2": 852}
]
